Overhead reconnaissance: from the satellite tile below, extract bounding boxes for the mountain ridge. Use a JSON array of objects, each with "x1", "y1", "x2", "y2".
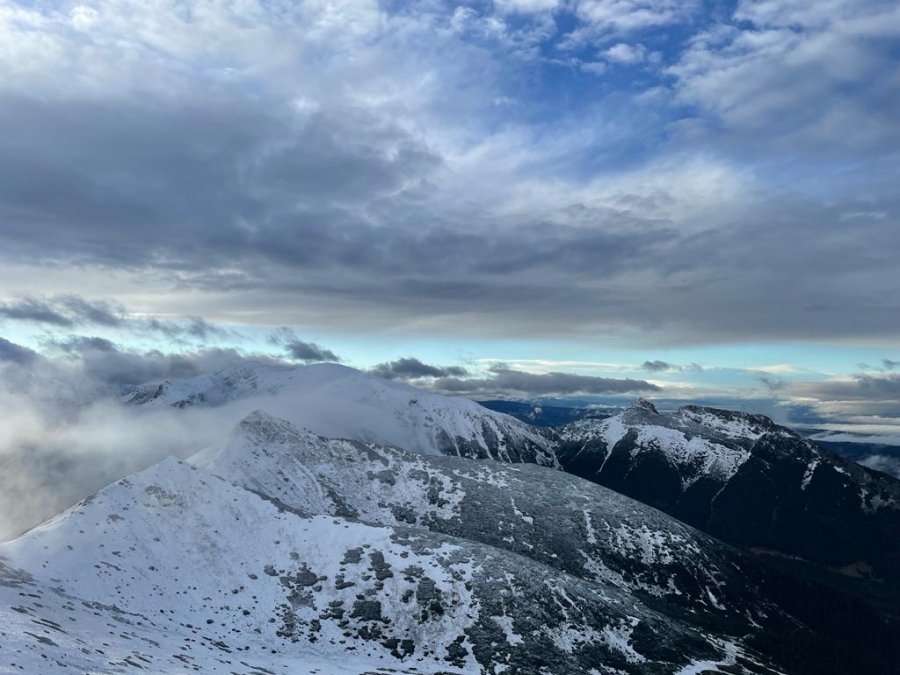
[{"x1": 1, "y1": 426, "x2": 792, "y2": 675}]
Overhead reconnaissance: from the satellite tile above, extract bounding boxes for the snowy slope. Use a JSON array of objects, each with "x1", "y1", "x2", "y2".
[
  {"x1": 125, "y1": 362, "x2": 556, "y2": 464},
  {"x1": 192, "y1": 412, "x2": 766, "y2": 618},
  {"x1": 0, "y1": 454, "x2": 783, "y2": 675},
  {"x1": 555, "y1": 399, "x2": 763, "y2": 489}
]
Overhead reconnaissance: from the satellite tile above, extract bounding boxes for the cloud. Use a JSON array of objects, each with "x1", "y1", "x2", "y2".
[
  {"x1": 268, "y1": 328, "x2": 341, "y2": 363},
  {"x1": 36, "y1": 334, "x2": 279, "y2": 388},
  {"x1": 51, "y1": 335, "x2": 118, "y2": 354},
  {"x1": 432, "y1": 365, "x2": 660, "y2": 397},
  {"x1": 370, "y1": 357, "x2": 468, "y2": 380},
  {"x1": 0, "y1": 295, "x2": 124, "y2": 327},
  {"x1": 773, "y1": 372, "x2": 900, "y2": 440},
  {"x1": 285, "y1": 341, "x2": 340, "y2": 363},
  {"x1": 144, "y1": 317, "x2": 235, "y2": 342},
  {"x1": 759, "y1": 376, "x2": 787, "y2": 392},
  {"x1": 580, "y1": 61, "x2": 607, "y2": 75},
  {"x1": 567, "y1": 0, "x2": 700, "y2": 41},
  {"x1": 641, "y1": 360, "x2": 703, "y2": 373},
  {"x1": 0, "y1": 337, "x2": 39, "y2": 364},
  {"x1": 667, "y1": 0, "x2": 900, "y2": 151},
  {"x1": 0, "y1": 343, "x2": 297, "y2": 539},
  {"x1": 0, "y1": 298, "x2": 72, "y2": 326},
  {"x1": 883, "y1": 359, "x2": 900, "y2": 371},
  {"x1": 494, "y1": 0, "x2": 563, "y2": 14},
  {"x1": 0, "y1": 0, "x2": 895, "y2": 351},
  {"x1": 859, "y1": 454, "x2": 900, "y2": 479},
  {"x1": 792, "y1": 373, "x2": 900, "y2": 402},
  {"x1": 603, "y1": 43, "x2": 646, "y2": 64},
  {"x1": 0, "y1": 360, "x2": 247, "y2": 541},
  {"x1": 0, "y1": 295, "x2": 238, "y2": 345}
]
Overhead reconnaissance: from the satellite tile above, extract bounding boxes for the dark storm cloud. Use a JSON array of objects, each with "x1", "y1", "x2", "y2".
[
  {"x1": 642, "y1": 360, "x2": 703, "y2": 373},
  {"x1": 52, "y1": 335, "x2": 118, "y2": 353},
  {"x1": 0, "y1": 94, "x2": 441, "y2": 271},
  {"x1": 0, "y1": 296, "x2": 124, "y2": 327},
  {"x1": 0, "y1": 338, "x2": 39, "y2": 364},
  {"x1": 0, "y1": 298, "x2": 72, "y2": 326},
  {"x1": 268, "y1": 328, "x2": 341, "y2": 363},
  {"x1": 370, "y1": 357, "x2": 468, "y2": 380},
  {"x1": 432, "y1": 365, "x2": 660, "y2": 397},
  {"x1": 36, "y1": 334, "x2": 280, "y2": 387}
]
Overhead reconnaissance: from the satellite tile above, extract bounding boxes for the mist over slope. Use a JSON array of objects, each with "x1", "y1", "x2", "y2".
[{"x1": 125, "y1": 361, "x2": 557, "y2": 463}]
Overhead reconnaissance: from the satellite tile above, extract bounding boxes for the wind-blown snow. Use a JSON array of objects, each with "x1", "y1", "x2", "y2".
[{"x1": 127, "y1": 362, "x2": 556, "y2": 465}]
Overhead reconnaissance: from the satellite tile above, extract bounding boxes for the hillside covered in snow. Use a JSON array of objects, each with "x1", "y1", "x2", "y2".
[{"x1": 1, "y1": 415, "x2": 794, "y2": 675}]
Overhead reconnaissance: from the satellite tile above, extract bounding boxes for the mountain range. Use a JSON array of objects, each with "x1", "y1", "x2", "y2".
[{"x1": 2, "y1": 361, "x2": 898, "y2": 674}]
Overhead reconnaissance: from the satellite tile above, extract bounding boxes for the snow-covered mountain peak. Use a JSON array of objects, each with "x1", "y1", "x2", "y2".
[
  {"x1": 126, "y1": 363, "x2": 558, "y2": 464},
  {"x1": 675, "y1": 404, "x2": 785, "y2": 441}
]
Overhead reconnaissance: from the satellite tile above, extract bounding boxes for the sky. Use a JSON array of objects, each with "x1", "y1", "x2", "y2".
[{"x1": 1, "y1": 0, "x2": 899, "y2": 443}]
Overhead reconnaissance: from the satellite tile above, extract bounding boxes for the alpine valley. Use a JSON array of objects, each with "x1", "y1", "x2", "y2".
[{"x1": 2, "y1": 363, "x2": 898, "y2": 675}]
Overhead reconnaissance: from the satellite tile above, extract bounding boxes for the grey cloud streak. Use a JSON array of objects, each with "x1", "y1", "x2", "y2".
[
  {"x1": 370, "y1": 357, "x2": 468, "y2": 380},
  {"x1": 14, "y1": 334, "x2": 286, "y2": 389},
  {"x1": 144, "y1": 317, "x2": 235, "y2": 342},
  {"x1": 268, "y1": 328, "x2": 341, "y2": 363},
  {"x1": 0, "y1": 337, "x2": 39, "y2": 364},
  {"x1": 792, "y1": 374, "x2": 900, "y2": 403},
  {"x1": 0, "y1": 296, "x2": 124, "y2": 328},
  {"x1": 431, "y1": 365, "x2": 660, "y2": 398},
  {"x1": 642, "y1": 360, "x2": 703, "y2": 373}
]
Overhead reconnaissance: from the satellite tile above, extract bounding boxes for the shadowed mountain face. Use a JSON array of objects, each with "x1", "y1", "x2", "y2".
[
  {"x1": 477, "y1": 400, "x2": 608, "y2": 427},
  {"x1": 552, "y1": 400, "x2": 900, "y2": 589}
]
